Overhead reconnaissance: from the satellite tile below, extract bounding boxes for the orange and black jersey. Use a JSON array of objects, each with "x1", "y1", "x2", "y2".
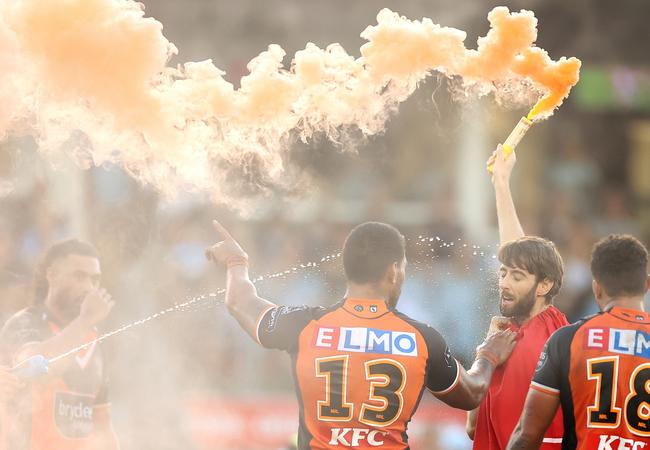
[
  {"x1": 532, "y1": 307, "x2": 650, "y2": 450},
  {"x1": 256, "y1": 298, "x2": 460, "y2": 450},
  {"x1": 0, "y1": 305, "x2": 110, "y2": 450}
]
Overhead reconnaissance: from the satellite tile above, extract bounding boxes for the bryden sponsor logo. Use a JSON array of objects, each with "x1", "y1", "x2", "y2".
[
  {"x1": 329, "y1": 428, "x2": 388, "y2": 446},
  {"x1": 58, "y1": 400, "x2": 93, "y2": 420},
  {"x1": 312, "y1": 327, "x2": 418, "y2": 357},
  {"x1": 54, "y1": 392, "x2": 94, "y2": 438},
  {"x1": 584, "y1": 328, "x2": 650, "y2": 359},
  {"x1": 593, "y1": 434, "x2": 647, "y2": 450}
]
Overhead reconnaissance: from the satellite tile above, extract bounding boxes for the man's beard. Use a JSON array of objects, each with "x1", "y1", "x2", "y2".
[
  {"x1": 500, "y1": 284, "x2": 537, "y2": 323},
  {"x1": 52, "y1": 291, "x2": 84, "y2": 323}
]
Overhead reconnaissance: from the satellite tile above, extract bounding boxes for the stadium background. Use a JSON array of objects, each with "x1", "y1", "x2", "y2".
[{"x1": 0, "y1": 0, "x2": 649, "y2": 448}]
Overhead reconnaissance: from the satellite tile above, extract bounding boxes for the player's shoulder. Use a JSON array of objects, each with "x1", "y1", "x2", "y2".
[
  {"x1": 547, "y1": 314, "x2": 597, "y2": 347},
  {"x1": 1, "y1": 306, "x2": 44, "y2": 332},
  {"x1": 390, "y1": 309, "x2": 446, "y2": 344},
  {"x1": 264, "y1": 301, "x2": 339, "y2": 330}
]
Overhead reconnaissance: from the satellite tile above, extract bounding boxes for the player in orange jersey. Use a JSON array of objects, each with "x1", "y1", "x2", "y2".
[
  {"x1": 0, "y1": 239, "x2": 118, "y2": 450},
  {"x1": 507, "y1": 234, "x2": 650, "y2": 449},
  {"x1": 207, "y1": 220, "x2": 517, "y2": 449}
]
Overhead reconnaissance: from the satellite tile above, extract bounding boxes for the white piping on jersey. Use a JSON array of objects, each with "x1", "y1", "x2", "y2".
[
  {"x1": 254, "y1": 305, "x2": 277, "y2": 345},
  {"x1": 427, "y1": 358, "x2": 461, "y2": 395},
  {"x1": 531, "y1": 381, "x2": 560, "y2": 394}
]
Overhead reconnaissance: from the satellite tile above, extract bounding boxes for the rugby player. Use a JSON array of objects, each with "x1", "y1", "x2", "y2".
[
  {"x1": 206, "y1": 219, "x2": 517, "y2": 449},
  {"x1": 467, "y1": 145, "x2": 568, "y2": 449},
  {"x1": 507, "y1": 234, "x2": 650, "y2": 450},
  {"x1": 0, "y1": 239, "x2": 119, "y2": 450}
]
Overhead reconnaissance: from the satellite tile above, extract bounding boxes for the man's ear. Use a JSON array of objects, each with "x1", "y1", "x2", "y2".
[
  {"x1": 592, "y1": 279, "x2": 603, "y2": 301},
  {"x1": 46, "y1": 265, "x2": 57, "y2": 284},
  {"x1": 385, "y1": 262, "x2": 398, "y2": 284},
  {"x1": 536, "y1": 278, "x2": 554, "y2": 298}
]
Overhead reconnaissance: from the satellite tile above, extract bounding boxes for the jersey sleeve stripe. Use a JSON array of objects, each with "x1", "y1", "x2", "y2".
[
  {"x1": 530, "y1": 381, "x2": 560, "y2": 396},
  {"x1": 542, "y1": 438, "x2": 563, "y2": 444},
  {"x1": 254, "y1": 305, "x2": 277, "y2": 345},
  {"x1": 428, "y1": 358, "x2": 461, "y2": 395}
]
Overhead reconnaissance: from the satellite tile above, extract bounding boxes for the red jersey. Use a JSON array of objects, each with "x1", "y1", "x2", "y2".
[
  {"x1": 256, "y1": 298, "x2": 461, "y2": 449},
  {"x1": 532, "y1": 306, "x2": 650, "y2": 449},
  {"x1": 474, "y1": 306, "x2": 568, "y2": 450}
]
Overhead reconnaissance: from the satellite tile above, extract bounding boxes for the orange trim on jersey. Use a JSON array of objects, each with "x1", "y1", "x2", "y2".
[
  {"x1": 428, "y1": 358, "x2": 461, "y2": 395},
  {"x1": 359, "y1": 358, "x2": 407, "y2": 427},
  {"x1": 254, "y1": 305, "x2": 277, "y2": 345},
  {"x1": 531, "y1": 381, "x2": 560, "y2": 396},
  {"x1": 623, "y1": 361, "x2": 650, "y2": 437}
]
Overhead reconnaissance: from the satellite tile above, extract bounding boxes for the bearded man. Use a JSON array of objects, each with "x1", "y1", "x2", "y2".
[{"x1": 466, "y1": 145, "x2": 569, "y2": 450}]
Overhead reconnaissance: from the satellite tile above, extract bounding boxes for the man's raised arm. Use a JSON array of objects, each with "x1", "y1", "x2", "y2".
[
  {"x1": 487, "y1": 144, "x2": 525, "y2": 244},
  {"x1": 205, "y1": 220, "x2": 276, "y2": 342}
]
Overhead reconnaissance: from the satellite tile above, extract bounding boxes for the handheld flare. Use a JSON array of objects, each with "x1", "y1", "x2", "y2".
[
  {"x1": 487, "y1": 116, "x2": 533, "y2": 173},
  {"x1": 12, "y1": 354, "x2": 49, "y2": 379}
]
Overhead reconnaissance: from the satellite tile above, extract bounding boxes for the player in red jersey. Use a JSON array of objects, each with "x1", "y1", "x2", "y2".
[
  {"x1": 467, "y1": 146, "x2": 568, "y2": 450},
  {"x1": 207, "y1": 220, "x2": 517, "y2": 449},
  {"x1": 507, "y1": 234, "x2": 650, "y2": 450}
]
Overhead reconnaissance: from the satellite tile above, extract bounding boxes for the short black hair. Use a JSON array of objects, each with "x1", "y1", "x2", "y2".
[
  {"x1": 498, "y1": 236, "x2": 564, "y2": 302},
  {"x1": 33, "y1": 239, "x2": 99, "y2": 303},
  {"x1": 591, "y1": 234, "x2": 649, "y2": 297},
  {"x1": 343, "y1": 222, "x2": 405, "y2": 284}
]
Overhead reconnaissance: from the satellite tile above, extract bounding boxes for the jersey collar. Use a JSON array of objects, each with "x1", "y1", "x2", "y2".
[
  {"x1": 343, "y1": 298, "x2": 390, "y2": 318},
  {"x1": 607, "y1": 306, "x2": 650, "y2": 324}
]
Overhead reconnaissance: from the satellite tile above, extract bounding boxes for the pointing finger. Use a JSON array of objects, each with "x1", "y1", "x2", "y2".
[{"x1": 212, "y1": 220, "x2": 233, "y2": 241}]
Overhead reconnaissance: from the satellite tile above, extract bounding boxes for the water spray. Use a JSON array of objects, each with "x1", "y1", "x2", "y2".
[
  {"x1": 16, "y1": 251, "x2": 342, "y2": 376},
  {"x1": 9, "y1": 239, "x2": 491, "y2": 379}
]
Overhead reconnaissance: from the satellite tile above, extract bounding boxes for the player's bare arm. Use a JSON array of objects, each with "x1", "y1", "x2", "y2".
[
  {"x1": 487, "y1": 144, "x2": 525, "y2": 243},
  {"x1": 14, "y1": 288, "x2": 114, "y2": 376},
  {"x1": 505, "y1": 389, "x2": 560, "y2": 450},
  {"x1": 466, "y1": 409, "x2": 477, "y2": 440},
  {"x1": 206, "y1": 220, "x2": 276, "y2": 342},
  {"x1": 437, "y1": 329, "x2": 517, "y2": 410}
]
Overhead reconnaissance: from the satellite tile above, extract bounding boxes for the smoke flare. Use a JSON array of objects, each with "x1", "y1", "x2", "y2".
[{"x1": 0, "y1": 1, "x2": 580, "y2": 207}]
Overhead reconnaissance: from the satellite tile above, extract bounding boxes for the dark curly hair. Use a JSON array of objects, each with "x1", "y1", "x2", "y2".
[
  {"x1": 591, "y1": 234, "x2": 649, "y2": 297},
  {"x1": 498, "y1": 236, "x2": 564, "y2": 303},
  {"x1": 343, "y1": 222, "x2": 405, "y2": 284},
  {"x1": 33, "y1": 239, "x2": 99, "y2": 304}
]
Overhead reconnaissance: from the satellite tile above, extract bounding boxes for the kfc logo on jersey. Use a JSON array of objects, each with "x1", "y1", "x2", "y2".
[
  {"x1": 584, "y1": 328, "x2": 650, "y2": 359},
  {"x1": 313, "y1": 326, "x2": 418, "y2": 357},
  {"x1": 590, "y1": 434, "x2": 647, "y2": 450},
  {"x1": 329, "y1": 428, "x2": 388, "y2": 446}
]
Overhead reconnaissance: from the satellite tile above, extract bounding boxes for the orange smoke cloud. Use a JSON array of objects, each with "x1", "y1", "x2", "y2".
[
  {"x1": 0, "y1": 13, "x2": 26, "y2": 138},
  {"x1": 0, "y1": 1, "x2": 580, "y2": 207}
]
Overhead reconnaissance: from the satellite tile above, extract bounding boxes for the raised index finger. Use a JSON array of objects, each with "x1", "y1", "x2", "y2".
[{"x1": 212, "y1": 220, "x2": 234, "y2": 241}]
